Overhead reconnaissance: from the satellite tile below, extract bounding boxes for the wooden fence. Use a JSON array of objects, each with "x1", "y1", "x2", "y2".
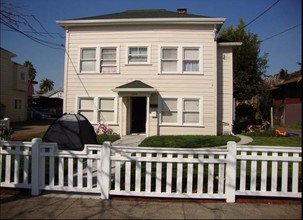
[{"x1": 0, "y1": 139, "x2": 301, "y2": 202}]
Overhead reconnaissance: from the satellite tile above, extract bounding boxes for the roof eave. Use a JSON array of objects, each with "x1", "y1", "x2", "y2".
[
  {"x1": 57, "y1": 17, "x2": 225, "y2": 28},
  {"x1": 218, "y1": 42, "x2": 242, "y2": 47}
]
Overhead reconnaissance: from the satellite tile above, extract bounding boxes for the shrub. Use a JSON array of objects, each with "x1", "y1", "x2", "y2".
[{"x1": 96, "y1": 134, "x2": 120, "y2": 144}]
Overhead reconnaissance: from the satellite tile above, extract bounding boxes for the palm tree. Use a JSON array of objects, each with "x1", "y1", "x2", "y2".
[{"x1": 39, "y1": 78, "x2": 54, "y2": 93}]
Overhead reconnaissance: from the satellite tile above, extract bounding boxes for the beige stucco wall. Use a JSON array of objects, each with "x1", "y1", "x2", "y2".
[{"x1": 63, "y1": 24, "x2": 227, "y2": 136}]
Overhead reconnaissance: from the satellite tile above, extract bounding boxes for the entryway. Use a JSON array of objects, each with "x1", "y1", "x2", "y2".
[{"x1": 131, "y1": 97, "x2": 146, "y2": 133}]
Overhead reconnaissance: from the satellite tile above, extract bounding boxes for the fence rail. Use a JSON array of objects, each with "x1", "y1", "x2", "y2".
[{"x1": 0, "y1": 139, "x2": 301, "y2": 202}]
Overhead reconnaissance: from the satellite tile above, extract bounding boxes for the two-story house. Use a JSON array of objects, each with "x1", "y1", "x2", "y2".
[
  {"x1": 57, "y1": 9, "x2": 241, "y2": 136},
  {"x1": 0, "y1": 48, "x2": 29, "y2": 122}
]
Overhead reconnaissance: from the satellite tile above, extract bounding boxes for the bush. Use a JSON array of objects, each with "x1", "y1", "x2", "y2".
[
  {"x1": 139, "y1": 135, "x2": 241, "y2": 148},
  {"x1": 96, "y1": 134, "x2": 120, "y2": 144}
]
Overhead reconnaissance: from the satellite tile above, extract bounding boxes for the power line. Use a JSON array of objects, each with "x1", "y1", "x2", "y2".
[
  {"x1": 261, "y1": 24, "x2": 301, "y2": 42},
  {"x1": 1, "y1": 28, "x2": 65, "y2": 38},
  {"x1": 244, "y1": 0, "x2": 281, "y2": 28}
]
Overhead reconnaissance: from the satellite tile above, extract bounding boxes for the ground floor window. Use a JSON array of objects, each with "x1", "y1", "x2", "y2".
[
  {"x1": 160, "y1": 96, "x2": 203, "y2": 126},
  {"x1": 77, "y1": 96, "x2": 117, "y2": 124},
  {"x1": 14, "y1": 99, "x2": 22, "y2": 109}
]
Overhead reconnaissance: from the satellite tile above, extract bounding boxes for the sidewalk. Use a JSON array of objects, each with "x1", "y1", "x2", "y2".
[{"x1": 0, "y1": 192, "x2": 301, "y2": 219}]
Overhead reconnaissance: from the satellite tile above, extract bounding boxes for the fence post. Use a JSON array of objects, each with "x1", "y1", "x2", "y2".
[
  {"x1": 226, "y1": 141, "x2": 237, "y2": 203},
  {"x1": 100, "y1": 141, "x2": 111, "y2": 199},
  {"x1": 31, "y1": 138, "x2": 42, "y2": 196}
]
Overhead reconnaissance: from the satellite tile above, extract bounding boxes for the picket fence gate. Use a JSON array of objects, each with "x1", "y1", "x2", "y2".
[{"x1": 0, "y1": 138, "x2": 301, "y2": 203}]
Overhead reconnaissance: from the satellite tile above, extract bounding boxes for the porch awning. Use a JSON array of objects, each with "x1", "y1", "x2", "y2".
[{"x1": 113, "y1": 80, "x2": 157, "y2": 93}]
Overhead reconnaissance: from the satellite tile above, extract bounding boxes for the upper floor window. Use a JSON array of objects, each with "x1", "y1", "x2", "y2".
[
  {"x1": 79, "y1": 46, "x2": 119, "y2": 74},
  {"x1": 160, "y1": 46, "x2": 202, "y2": 74},
  {"x1": 101, "y1": 48, "x2": 117, "y2": 73},
  {"x1": 80, "y1": 48, "x2": 96, "y2": 72},
  {"x1": 161, "y1": 48, "x2": 178, "y2": 72},
  {"x1": 183, "y1": 48, "x2": 199, "y2": 72},
  {"x1": 126, "y1": 45, "x2": 151, "y2": 65},
  {"x1": 19, "y1": 71, "x2": 26, "y2": 81}
]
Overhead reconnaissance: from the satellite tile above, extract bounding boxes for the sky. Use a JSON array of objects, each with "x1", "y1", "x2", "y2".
[{"x1": 1, "y1": 0, "x2": 301, "y2": 91}]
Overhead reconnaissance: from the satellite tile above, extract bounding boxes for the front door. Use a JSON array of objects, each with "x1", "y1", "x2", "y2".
[{"x1": 131, "y1": 97, "x2": 146, "y2": 133}]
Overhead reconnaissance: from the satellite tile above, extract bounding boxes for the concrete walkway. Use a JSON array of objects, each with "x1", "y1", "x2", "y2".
[
  {"x1": 235, "y1": 134, "x2": 253, "y2": 145},
  {"x1": 0, "y1": 193, "x2": 301, "y2": 219},
  {"x1": 112, "y1": 134, "x2": 147, "y2": 146}
]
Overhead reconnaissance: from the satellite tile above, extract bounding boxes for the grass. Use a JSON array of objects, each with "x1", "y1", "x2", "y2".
[
  {"x1": 139, "y1": 135, "x2": 241, "y2": 148},
  {"x1": 247, "y1": 136, "x2": 301, "y2": 147}
]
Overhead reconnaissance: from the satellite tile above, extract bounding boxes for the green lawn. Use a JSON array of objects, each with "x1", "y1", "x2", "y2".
[
  {"x1": 139, "y1": 135, "x2": 241, "y2": 148},
  {"x1": 247, "y1": 136, "x2": 301, "y2": 147}
]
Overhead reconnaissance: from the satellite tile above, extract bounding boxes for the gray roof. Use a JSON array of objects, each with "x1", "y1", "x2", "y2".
[
  {"x1": 116, "y1": 80, "x2": 154, "y2": 89},
  {"x1": 70, "y1": 9, "x2": 213, "y2": 21}
]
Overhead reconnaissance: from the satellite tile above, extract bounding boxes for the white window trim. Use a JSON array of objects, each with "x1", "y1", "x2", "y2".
[
  {"x1": 78, "y1": 45, "x2": 120, "y2": 74},
  {"x1": 158, "y1": 96, "x2": 204, "y2": 127},
  {"x1": 125, "y1": 44, "x2": 151, "y2": 65},
  {"x1": 76, "y1": 95, "x2": 118, "y2": 124},
  {"x1": 158, "y1": 44, "x2": 203, "y2": 75}
]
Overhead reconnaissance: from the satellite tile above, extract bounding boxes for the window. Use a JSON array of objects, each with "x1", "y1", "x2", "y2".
[
  {"x1": 160, "y1": 97, "x2": 203, "y2": 126},
  {"x1": 101, "y1": 48, "x2": 117, "y2": 73},
  {"x1": 161, "y1": 48, "x2": 178, "y2": 72},
  {"x1": 20, "y1": 71, "x2": 26, "y2": 81},
  {"x1": 161, "y1": 98, "x2": 178, "y2": 123},
  {"x1": 78, "y1": 98, "x2": 94, "y2": 121},
  {"x1": 160, "y1": 46, "x2": 202, "y2": 74},
  {"x1": 98, "y1": 98, "x2": 115, "y2": 122},
  {"x1": 77, "y1": 96, "x2": 117, "y2": 124},
  {"x1": 183, "y1": 48, "x2": 199, "y2": 72},
  {"x1": 79, "y1": 46, "x2": 119, "y2": 73},
  {"x1": 14, "y1": 99, "x2": 22, "y2": 109},
  {"x1": 127, "y1": 47, "x2": 149, "y2": 64},
  {"x1": 80, "y1": 48, "x2": 96, "y2": 72},
  {"x1": 183, "y1": 99, "x2": 199, "y2": 123}
]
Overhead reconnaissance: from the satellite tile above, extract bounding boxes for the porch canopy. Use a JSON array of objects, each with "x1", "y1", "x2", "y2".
[{"x1": 113, "y1": 80, "x2": 157, "y2": 95}]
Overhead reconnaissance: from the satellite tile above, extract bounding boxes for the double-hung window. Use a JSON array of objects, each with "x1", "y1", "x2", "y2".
[
  {"x1": 183, "y1": 99, "x2": 200, "y2": 124},
  {"x1": 98, "y1": 98, "x2": 115, "y2": 123},
  {"x1": 80, "y1": 48, "x2": 97, "y2": 72},
  {"x1": 77, "y1": 96, "x2": 117, "y2": 124},
  {"x1": 160, "y1": 97, "x2": 203, "y2": 126},
  {"x1": 161, "y1": 98, "x2": 178, "y2": 123},
  {"x1": 161, "y1": 47, "x2": 178, "y2": 72},
  {"x1": 14, "y1": 99, "x2": 22, "y2": 109},
  {"x1": 183, "y1": 48, "x2": 199, "y2": 73},
  {"x1": 127, "y1": 47, "x2": 149, "y2": 64},
  {"x1": 160, "y1": 46, "x2": 202, "y2": 74},
  {"x1": 101, "y1": 48, "x2": 117, "y2": 73},
  {"x1": 79, "y1": 46, "x2": 118, "y2": 73},
  {"x1": 78, "y1": 98, "x2": 94, "y2": 121}
]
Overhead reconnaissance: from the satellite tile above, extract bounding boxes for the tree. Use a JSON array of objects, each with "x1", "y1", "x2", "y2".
[
  {"x1": 219, "y1": 18, "x2": 268, "y2": 102},
  {"x1": 278, "y1": 68, "x2": 290, "y2": 80},
  {"x1": 23, "y1": 61, "x2": 37, "y2": 81},
  {"x1": 39, "y1": 78, "x2": 54, "y2": 93}
]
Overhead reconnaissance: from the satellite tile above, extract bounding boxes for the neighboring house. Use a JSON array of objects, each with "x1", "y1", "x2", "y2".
[
  {"x1": 0, "y1": 48, "x2": 29, "y2": 122},
  {"x1": 57, "y1": 9, "x2": 241, "y2": 136},
  {"x1": 269, "y1": 74, "x2": 302, "y2": 126},
  {"x1": 41, "y1": 89, "x2": 64, "y2": 99}
]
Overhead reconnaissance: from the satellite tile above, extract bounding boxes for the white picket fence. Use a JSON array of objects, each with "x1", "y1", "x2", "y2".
[{"x1": 0, "y1": 139, "x2": 301, "y2": 203}]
